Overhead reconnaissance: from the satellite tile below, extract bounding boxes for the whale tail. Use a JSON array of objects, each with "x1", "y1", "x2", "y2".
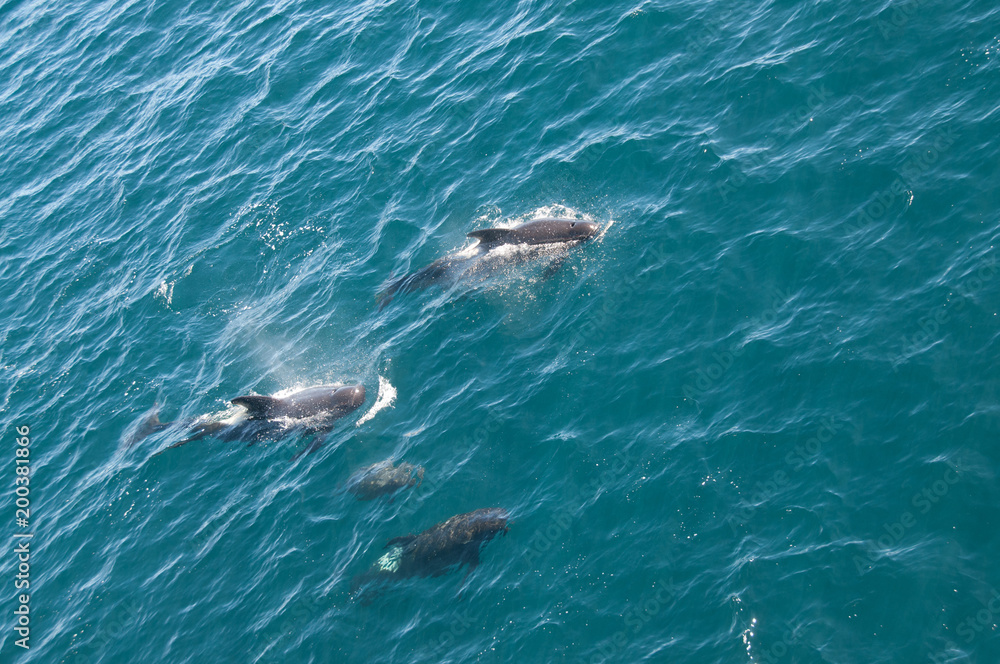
[
  {"x1": 377, "y1": 257, "x2": 462, "y2": 310},
  {"x1": 349, "y1": 569, "x2": 391, "y2": 606},
  {"x1": 376, "y1": 274, "x2": 411, "y2": 310},
  {"x1": 165, "y1": 422, "x2": 227, "y2": 450},
  {"x1": 290, "y1": 432, "x2": 328, "y2": 462},
  {"x1": 126, "y1": 407, "x2": 170, "y2": 448},
  {"x1": 375, "y1": 286, "x2": 397, "y2": 310},
  {"x1": 147, "y1": 420, "x2": 227, "y2": 457}
]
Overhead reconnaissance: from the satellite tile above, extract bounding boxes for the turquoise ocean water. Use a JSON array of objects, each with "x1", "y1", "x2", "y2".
[{"x1": 1, "y1": 0, "x2": 999, "y2": 662}]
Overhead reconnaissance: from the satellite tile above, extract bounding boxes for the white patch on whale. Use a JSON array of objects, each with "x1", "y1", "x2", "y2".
[{"x1": 377, "y1": 546, "x2": 403, "y2": 573}]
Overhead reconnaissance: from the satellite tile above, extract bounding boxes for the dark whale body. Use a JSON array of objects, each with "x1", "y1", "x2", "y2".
[
  {"x1": 229, "y1": 385, "x2": 365, "y2": 421},
  {"x1": 342, "y1": 459, "x2": 424, "y2": 501},
  {"x1": 132, "y1": 383, "x2": 366, "y2": 458},
  {"x1": 377, "y1": 218, "x2": 599, "y2": 308},
  {"x1": 351, "y1": 508, "x2": 509, "y2": 601}
]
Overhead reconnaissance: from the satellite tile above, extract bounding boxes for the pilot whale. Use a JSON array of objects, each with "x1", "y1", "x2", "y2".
[
  {"x1": 131, "y1": 383, "x2": 366, "y2": 458},
  {"x1": 350, "y1": 508, "x2": 509, "y2": 601},
  {"x1": 377, "y1": 217, "x2": 600, "y2": 308},
  {"x1": 341, "y1": 459, "x2": 424, "y2": 501}
]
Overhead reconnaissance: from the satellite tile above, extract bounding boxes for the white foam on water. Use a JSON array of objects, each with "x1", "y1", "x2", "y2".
[
  {"x1": 596, "y1": 215, "x2": 616, "y2": 240},
  {"x1": 268, "y1": 382, "x2": 338, "y2": 399},
  {"x1": 356, "y1": 375, "x2": 396, "y2": 426},
  {"x1": 155, "y1": 280, "x2": 173, "y2": 305}
]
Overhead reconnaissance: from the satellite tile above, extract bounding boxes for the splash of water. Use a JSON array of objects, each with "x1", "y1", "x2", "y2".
[{"x1": 356, "y1": 375, "x2": 396, "y2": 426}]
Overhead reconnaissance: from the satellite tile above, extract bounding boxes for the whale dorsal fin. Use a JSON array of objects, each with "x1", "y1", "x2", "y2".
[
  {"x1": 231, "y1": 395, "x2": 278, "y2": 419},
  {"x1": 385, "y1": 534, "x2": 417, "y2": 548},
  {"x1": 467, "y1": 228, "x2": 512, "y2": 246}
]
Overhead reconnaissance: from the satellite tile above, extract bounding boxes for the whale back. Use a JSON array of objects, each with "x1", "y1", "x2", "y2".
[
  {"x1": 231, "y1": 384, "x2": 366, "y2": 420},
  {"x1": 466, "y1": 228, "x2": 514, "y2": 246},
  {"x1": 230, "y1": 395, "x2": 279, "y2": 419},
  {"x1": 468, "y1": 218, "x2": 599, "y2": 248}
]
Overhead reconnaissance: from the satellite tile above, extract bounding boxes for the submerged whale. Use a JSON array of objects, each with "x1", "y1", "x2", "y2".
[
  {"x1": 131, "y1": 383, "x2": 366, "y2": 458},
  {"x1": 341, "y1": 459, "x2": 424, "y2": 501},
  {"x1": 351, "y1": 508, "x2": 509, "y2": 601},
  {"x1": 377, "y1": 217, "x2": 600, "y2": 308}
]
